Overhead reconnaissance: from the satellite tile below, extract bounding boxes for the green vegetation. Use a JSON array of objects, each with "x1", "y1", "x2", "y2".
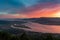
[{"x1": 0, "y1": 31, "x2": 60, "y2": 40}]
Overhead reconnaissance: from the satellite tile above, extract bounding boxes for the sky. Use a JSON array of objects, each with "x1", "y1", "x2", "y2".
[{"x1": 0, "y1": 0, "x2": 60, "y2": 18}]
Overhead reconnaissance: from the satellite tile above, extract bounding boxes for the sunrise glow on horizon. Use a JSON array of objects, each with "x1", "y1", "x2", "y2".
[{"x1": 52, "y1": 11, "x2": 60, "y2": 17}]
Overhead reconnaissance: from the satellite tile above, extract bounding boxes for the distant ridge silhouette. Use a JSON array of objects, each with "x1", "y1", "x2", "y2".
[
  {"x1": 40, "y1": 17, "x2": 60, "y2": 18},
  {"x1": 34, "y1": 17, "x2": 60, "y2": 25}
]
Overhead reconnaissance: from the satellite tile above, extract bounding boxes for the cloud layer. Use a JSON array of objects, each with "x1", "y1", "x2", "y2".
[{"x1": 0, "y1": 0, "x2": 60, "y2": 18}]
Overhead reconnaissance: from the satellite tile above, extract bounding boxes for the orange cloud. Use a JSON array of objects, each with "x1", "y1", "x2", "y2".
[{"x1": 25, "y1": 5, "x2": 60, "y2": 18}]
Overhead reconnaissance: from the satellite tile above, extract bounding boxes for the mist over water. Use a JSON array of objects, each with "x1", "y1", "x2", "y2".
[{"x1": 20, "y1": 22, "x2": 60, "y2": 33}]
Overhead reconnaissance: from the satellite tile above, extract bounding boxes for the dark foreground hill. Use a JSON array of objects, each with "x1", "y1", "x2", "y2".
[{"x1": 0, "y1": 30, "x2": 60, "y2": 40}]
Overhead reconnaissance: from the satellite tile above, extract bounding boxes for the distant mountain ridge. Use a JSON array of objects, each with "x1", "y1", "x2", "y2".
[
  {"x1": 32, "y1": 17, "x2": 60, "y2": 25},
  {"x1": 0, "y1": 17, "x2": 60, "y2": 25}
]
